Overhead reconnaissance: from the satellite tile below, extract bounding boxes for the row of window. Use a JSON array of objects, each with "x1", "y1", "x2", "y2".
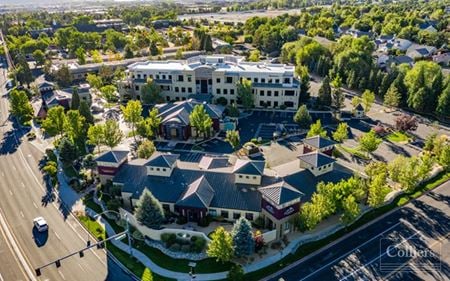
[
  {"x1": 175, "y1": 87, "x2": 193, "y2": 93},
  {"x1": 216, "y1": 88, "x2": 235, "y2": 95},
  {"x1": 148, "y1": 167, "x2": 168, "y2": 172},
  {"x1": 238, "y1": 175, "x2": 258, "y2": 180},
  {"x1": 310, "y1": 163, "x2": 333, "y2": 171},
  {"x1": 209, "y1": 209, "x2": 254, "y2": 221},
  {"x1": 259, "y1": 101, "x2": 295, "y2": 108}
]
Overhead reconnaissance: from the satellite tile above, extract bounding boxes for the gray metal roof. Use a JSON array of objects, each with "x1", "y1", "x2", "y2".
[
  {"x1": 355, "y1": 103, "x2": 364, "y2": 111},
  {"x1": 259, "y1": 181, "x2": 304, "y2": 205},
  {"x1": 232, "y1": 159, "x2": 265, "y2": 175},
  {"x1": 176, "y1": 176, "x2": 215, "y2": 208},
  {"x1": 303, "y1": 135, "x2": 336, "y2": 149},
  {"x1": 145, "y1": 153, "x2": 179, "y2": 168},
  {"x1": 95, "y1": 150, "x2": 128, "y2": 163},
  {"x1": 155, "y1": 99, "x2": 224, "y2": 126},
  {"x1": 298, "y1": 152, "x2": 336, "y2": 168},
  {"x1": 198, "y1": 155, "x2": 231, "y2": 170}
]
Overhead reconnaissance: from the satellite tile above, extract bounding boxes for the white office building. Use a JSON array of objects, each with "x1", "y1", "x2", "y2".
[{"x1": 118, "y1": 55, "x2": 301, "y2": 109}]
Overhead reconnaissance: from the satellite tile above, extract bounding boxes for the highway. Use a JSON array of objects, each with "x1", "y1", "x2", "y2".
[
  {"x1": 265, "y1": 180, "x2": 450, "y2": 281},
  {"x1": 0, "y1": 58, "x2": 134, "y2": 280}
]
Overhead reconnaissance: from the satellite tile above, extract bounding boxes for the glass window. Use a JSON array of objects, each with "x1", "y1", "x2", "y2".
[
  {"x1": 285, "y1": 90, "x2": 295, "y2": 96},
  {"x1": 221, "y1": 210, "x2": 229, "y2": 218},
  {"x1": 216, "y1": 88, "x2": 221, "y2": 94},
  {"x1": 216, "y1": 78, "x2": 221, "y2": 83},
  {"x1": 274, "y1": 91, "x2": 279, "y2": 96},
  {"x1": 162, "y1": 168, "x2": 166, "y2": 171},
  {"x1": 178, "y1": 75, "x2": 184, "y2": 82},
  {"x1": 156, "y1": 74, "x2": 160, "y2": 79},
  {"x1": 209, "y1": 209, "x2": 217, "y2": 217},
  {"x1": 175, "y1": 87, "x2": 179, "y2": 92},
  {"x1": 246, "y1": 175, "x2": 249, "y2": 179},
  {"x1": 188, "y1": 87, "x2": 192, "y2": 93},
  {"x1": 267, "y1": 91, "x2": 272, "y2": 97},
  {"x1": 260, "y1": 90, "x2": 265, "y2": 96},
  {"x1": 135, "y1": 85, "x2": 139, "y2": 91},
  {"x1": 224, "y1": 89, "x2": 228, "y2": 95},
  {"x1": 238, "y1": 175, "x2": 243, "y2": 178},
  {"x1": 226, "y1": 77, "x2": 233, "y2": 83},
  {"x1": 284, "y1": 77, "x2": 290, "y2": 83},
  {"x1": 187, "y1": 76, "x2": 192, "y2": 82},
  {"x1": 168, "y1": 75, "x2": 172, "y2": 80},
  {"x1": 230, "y1": 89, "x2": 235, "y2": 95},
  {"x1": 156, "y1": 168, "x2": 160, "y2": 171},
  {"x1": 137, "y1": 74, "x2": 141, "y2": 79},
  {"x1": 275, "y1": 79, "x2": 279, "y2": 83},
  {"x1": 233, "y1": 212, "x2": 241, "y2": 219},
  {"x1": 162, "y1": 204, "x2": 170, "y2": 211},
  {"x1": 162, "y1": 75, "x2": 166, "y2": 80},
  {"x1": 181, "y1": 87, "x2": 186, "y2": 93},
  {"x1": 261, "y1": 78, "x2": 266, "y2": 83},
  {"x1": 245, "y1": 213, "x2": 254, "y2": 221},
  {"x1": 253, "y1": 77, "x2": 258, "y2": 83}
]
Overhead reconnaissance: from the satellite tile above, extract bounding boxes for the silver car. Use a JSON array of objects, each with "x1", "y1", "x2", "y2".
[{"x1": 33, "y1": 217, "x2": 48, "y2": 232}]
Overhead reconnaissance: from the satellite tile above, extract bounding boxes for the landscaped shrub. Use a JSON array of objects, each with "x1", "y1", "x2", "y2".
[
  {"x1": 106, "y1": 198, "x2": 121, "y2": 212},
  {"x1": 169, "y1": 243, "x2": 181, "y2": 252},
  {"x1": 252, "y1": 216, "x2": 265, "y2": 229},
  {"x1": 270, "y1": 241, "x2": 282, "y2": 250},
  {"x1": 176, "y1": 216, "x2": 187, "y2": 225},
  {"x1": 132, "y1": 230, "x2": 143, "y2": 240},
  {"x1": 181, "y1": 244, "x2": 191, "y2": 253},
  {"x1": 198, "y1": 215, "x2": 212, "y2": 227},
  {"x1": 190, "y1": 236, "x2": 198, "y2": 243},
  {"x1": 193, "y1": 237, "x2": 206, "y2": 253},
  {"x1": 161, "y1": 233, "x2": 177, "y2": 247}
]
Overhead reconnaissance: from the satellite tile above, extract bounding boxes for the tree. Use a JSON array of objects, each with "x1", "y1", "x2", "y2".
[
  {"x1": 189, "y1": 104, "x2": 213, "y2": 139},
  {"x1": 294, "y1": 105, "x2": 312, "y2": 128},
  {"x1": 236, "y1": 79, "x2": 254, "y2": 109},
  {"x1": 135, "y1": 190, "x2": 165, "y2": 229},
  {"x1": 9, "y1": 89, "x2": 33, "y2": 124},
  {"x1": 436, "y1": 82, "x2": 450, "y2": 117},
  {"x1": 86, "y1": 74, "x2": 103, "y2": 90},
  {"x1": 225, "y1": 130, "x2": 240, "y2": 151},
  {"x1": 231, "y1": 217, "x2": 254, "y2": 258},
  {"x1": 361, "y1": 90, "x2": 375, "y2": 113},
  {"x1": 358, "y1": 129, "x2": 382, "y2": 155},
  {"x1": 341, "y1": 195, "x2": 360, "y2": 225},
  {"x1": 332, "y1": 122, "x2": 349, "y2": 143},
  {"x1": 296, "y1": 64, "x2": 310, "y2": 103},
  {"x1": 227, "y1": 265, "x2": 244, "y2": 281},
  {"x1": 248, "y1": 50, "x2": 260, "y2": 62},
  {"x1": 317, "y1": 76, "x2": 332, "y2": 107},
  {"x1": 79, "y1": 100, "x2": 94, "y2": 125},
  {"x1": 100, "y1": 85, "x2": 118, "y2": 103},
  {"x1": 383, "y1": 84, "x2": 400, "y2": 108},
  {"x1": 351, "y1": 96, "x2": 362, "y2": 108},
  {"x1": 141, "y1": 79, "x2": 162, "y2": 105},
  {"x1": 394, "y1": 114, "x2": 418, "y2": 132},
  {"x1": 103, "y1": 120, "x2": 123, "y2": 149},
  {"x1": 42, "y1": 106, "x2": 67, "y2": 138},
  {"x1": 91, "y1": 50, "x2": 103, "y2": 63},
  {"x1": 137, "y1": 118, "x2": 154, "y2": 140},
  {"x1": 58, "y1": 137, "x2": 78, "y2": 163},
  {"x1": 367, "y1": 174, "x2": 390, "y2": 207},
  {"x1": 439, "y1": 145, "x2": 450, "y2": 171},
  {"x1": 137, "y1": 140, "x2": 156, "y2": 159},
  {"x1": 71, "y1": 87, "x2": 80, "y2": 110},
  {"x1": 32, "y1": 49, "x2": 45, "y2": 68},
  {"x1": 75, "y1": 47, "x2": 86, "y2": 65},
  {"x1": 121, "y1": 100, "x2": 143, "y2": 145},
  {"x1": 53, "y1": 64, "x2": 72, "y2": 87},
  {"x1": 207, "y1": 227, "x2": 234, "y2": 263},
  {"x1": 332, "y1": 88, "x2": 344, "y2": 110},
  {"x1": 65, "y1": 110, "x2": 86, "y2": 148},
  {"x1": 141, "y1": 268, "x2": 153, "y2": 281},
  {"x1": 87, "y1": 124, "x2": 105, "y2": 153},
  {"x1": 307, "y1": 120, "x2": 327, "y2": 138},
  {"x1": 15, "y1": 61, "x2": 33, "y2": 87},
  {"x1": 298, "y1": 202, "x2": 322, "y2": 231}
]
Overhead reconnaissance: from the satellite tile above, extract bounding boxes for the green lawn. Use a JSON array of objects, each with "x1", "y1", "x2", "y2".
[
  {"x1": 337, "y1": 144, "x2": 370, "y2": 160},
  {"x1": 386, "y1": 131, "x2": 412, "y2": 143},
  {"x1": 83, "y1": 194, "x2": 103, "y2": 214}
]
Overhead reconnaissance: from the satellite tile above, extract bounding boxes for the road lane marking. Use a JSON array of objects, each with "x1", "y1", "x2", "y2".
[
  {"x1": 57, "y1": 270, "x2": 66, "y2": 280},
  {"x1": 19, "y1": 211, "x2": 24, "y2": 218},
  {"x1": 21, "y1": 182, "x2": 25, "y2": 188},
  {"x1": 0, "y1": 273, "x2": 3, "y2": 281},
  {"x1": 339, "y1": 231, "x2": 421, "y2": 281},
  {"x1": 32, "y1": 202, "x2": 38, "y2": 209},
  {"x1": 299, "y1": 221, "x2": 403, "y2": 281},
  {"x1": 8, "y1": 190, "x2": 12, "y2": 196},
  {"x1": 78, "y1": 263, "x2": 86, "y2": 272},
  {"x1": 54, "y1": 231, "x2": 61, "y2": 240}
]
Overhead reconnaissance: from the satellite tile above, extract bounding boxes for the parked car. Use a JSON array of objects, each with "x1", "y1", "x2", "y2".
[
  {"x1": 26, "y1": 132, "x2": 36, "y2": 141},
  {"x1": 33, "y1": 217, "x2": 48, "y2": 232}
]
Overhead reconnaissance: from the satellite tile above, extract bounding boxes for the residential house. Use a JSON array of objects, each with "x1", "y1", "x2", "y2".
[{"x1": 407, "y1": 45, "x2": 437, "y2": 59}]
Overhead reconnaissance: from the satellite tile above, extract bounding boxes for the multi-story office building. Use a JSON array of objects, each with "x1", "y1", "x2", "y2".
[{"x1": 118, "y1": 55, "x2": 301, "y2": 109}]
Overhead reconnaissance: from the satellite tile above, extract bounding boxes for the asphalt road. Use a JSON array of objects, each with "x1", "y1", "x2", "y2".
[
  {"x1": 265, "y1": 181, "x2": 450, "y2": 281},
  {"x1": 0, "y1": 63, "x2": 134, "y2": 281}
]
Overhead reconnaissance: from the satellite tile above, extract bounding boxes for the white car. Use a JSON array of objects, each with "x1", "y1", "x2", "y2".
[{"x1": 33, "y1": 217, "x2": 48, "y2": 232}]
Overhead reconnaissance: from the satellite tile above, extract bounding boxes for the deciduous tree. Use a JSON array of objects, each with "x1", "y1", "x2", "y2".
[
  {"x1": 225, "y1": 130, "x2": 240, "y2": 151},
  {"x1": 87, "y1": 124, "x2": 105, "y2": 154},
  {"x1": 141, "y1": 79, "x2": 162, "y2": 105},
  {"x1": 394, "y1": 114, "x2": 418, "y2": 132},
  {"x1": 332, "y1": 122, "x2": 348, "y2": 143},
  {"x1": 307, "y1": 120, "x2": 327, "y2": 138},
  {"x1": 9, "y1": 89, "x2": 33, "y2": 124},
  {"x1": 121, "y1": 100, "x2": 143, "y2": 145},
  {"x1": 361, "y1": 90, "x2": 375, "y2": 113},
  {"x1": 189, "y1": 104, "x2": 213, "y2": 139},
  {"x1": 237, "y1": 79, "x2": 254, "y2": 110},
  {"x1": 207, "y1": 227, "x2": 234, "y2": 263},
  {"x1": 42, "y1": 106, "x2": 67, "y2": 138},
  {"x1": 358, "y1": 129, "x2": 382, "y2": 155},
  {"x1": 103, "y1": 120, "x2": 123, "y2": 149},
  {"x1": 341, "y1": 195, "x2": 360, "y2": 225},
  {"x1": 294, "y1": 104, "x2": 312, "y2": 128}
]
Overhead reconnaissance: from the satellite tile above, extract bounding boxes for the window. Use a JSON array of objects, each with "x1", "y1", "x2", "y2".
[
  {"x1": 196, "y1": 80, "x2": 200, "y2": 85},
  {"x1": 318, "y1": 167, "x2": 322, "y2": 171},
  {"x1": 260, "y1": 90, "x2": 265, "y2": 96},
  {"x1": 267, "y1": 91, "x2": 272, "y2": 97},
  {"x1": 135, "y1": 85, "x2": 139, "y2": 91},
  {"x1": 224, "y1": 89, "x2": 228, "y2": 95},
  {"x1": 267, "y1": 101, "x2": 271, "y2": 106},
  {"x1": 182, "y1": 97, "x2": 186, "y2": 101},
  {"x1": 162, "y1": 168, "x2": 167, "y2": 172},
  {"x1": 274, "y1": 101, "x2": 278, "y2": 107},
  {"x1": 268, "y1": 79, "x2": 272, "y2": 83},
  {"x1": 230, "y1": 89, "x2": 235, "y2": 95},
  {"x1": 156, "y1": 168, "x2": 160, "y2": 171},
  {"x1": 238, "y1": 175, "x2": 243, "y2": 178},
  {"x1": 216, "y1": 88, "x2": 221, "y2": 94},
  {"x1": 175, "y1": 87, "x2": 179, "y2": 93},
  {"x1": 261, "y1": 78, "x2": 266, "y2": 83},
  {"x1": 187, "y1": 76, "x2": 192, "y2": 82},
  {"x1": 208, "y1": 79, "x2": 212, "y2": 85},
  {"x1": 275, "y1": 79, "x2": 279, "y2": 83},
  {"x1": 168, "y1": 75, "x2": 172, "y2": 80},
  {"x1": 143, "y1": 74, "x2": 147, "y2": 79},
  {"x1": 149, "y1": 74, "x2": 153, "y2": 79},
  {"x1": 216, "y1": 78, "x2": 221, "y2": 83},
  {"x1": 181, "y1": 87, "x2": 186, "y2": 93},
  {"x1": 221, "y1": 210, "x2": 229, "y2": 218},
  {"x1": 245, "y1": 213, "x2": 254, "y2": 221},
  {"x1": 162, "y1": 75, "x2": 166, "y2": 80},
  {"x1": 285, "y1": 90, "x2": 295, "y2": 96},
  {"x1": 253, "y1": 176, "x2": 257, "y2": 179},
  {"x1": 209, "y1": 209, "x2": 217, "y2": 217},
  {"x1": 150, "y1": 167, "x2": 154, "y2": 171},
  {"x1": 178, "y1": 75, "x2": 184, "y2": 82},
  {"x1": 284, "y1": 101, "x2": 294, "y2": 107},
  {"x1": 246, "y1": 175, "x2": 249, "y2": 179},
  {"x1": 252, "y1": 89, "x2": 255, "y2": 94},
  {"x1": 233, "y1": 213, "x2": 241, "y2": 219},
  {"x1": 166, "y1": 96, "x2": 170, "y2": 101},
  {"x1": 226, "y1": 77, "x2": 233, "y2": 84},
  {"x1": 284, "y1": 77, "x2": 290, "y2": 84},
  {"x1": 137, "y1": 74, "x2": 141, "y2": 79},
  {"x1": 260, "y1": 101, "x2": 264, "y2": 106},
  {"x1": 230, "y1": 99, "x2": 235, "y2": 104},
  {"x1": 274, "y1": 91, "x2": 279, "y2": 97},
  {"x1": 253, "y1": 77, "x2": 258, "y2": 83},
  {"x1": 156, "y1": 74, "x2": 160, "y2": 79},
  {"x1": 188, "y1": 87, "x2": 192, "y2": 93},
  {"x1": 162, "y1": 204, "x2": 170, "y2": 211}
]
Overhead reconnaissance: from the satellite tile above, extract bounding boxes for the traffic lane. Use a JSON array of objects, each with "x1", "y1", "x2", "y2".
[
  {"x1": 0, "y1": 218, "x2": 28, "y2": 281},
  {"x1": 269, "y1": 182, "x2": 450, "y2": 281},
  {"x1": 0, "y1": 152, "x2": 108, "y2": 281}
]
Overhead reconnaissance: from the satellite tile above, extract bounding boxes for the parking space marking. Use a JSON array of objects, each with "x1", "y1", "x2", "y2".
[
  {"x1": 19, "y1": 211, "x2": 24, "y2": 218},
  {"x1": 33, "y1": 202, "x2": 38, "y2": 209},
  {"x1": 54, "y1": 231, "x2": 61, "y2": 240},
  {"x1": 8, "y1": 190, "x2": 12, "y2": 196},
  {"x1": 58, "y1": 270, "x2": 66, "y2": 280},
  {"x1": 21, "y1": 182, "x2": 25, "y2": 188}
]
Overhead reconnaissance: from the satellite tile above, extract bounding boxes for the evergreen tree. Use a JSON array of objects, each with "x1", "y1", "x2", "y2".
[
  {"x1": 361, "y1": 90, "x2": 375, "y2": 112},
  {"x1": 296, "y1": 65, "x2": 310, "y2": 103},
  {"x1": 318, "y1": 76, "x2": 332, "y2": 106},
  {"x1": 346, "y1": 70, "x2": 358, "y2": 89},
  {"x1": 231, "y1": 217, "x2": 254, "y2": 258},
  {"x1": 227, "y1": 265, "x2": 244, "y2": 281},
  {"x1": 141, "y1": 79, "x2": 162, "y2": 105},
  {"x1": 135, "y1": 190, "x2": 165, "y2": 229},
  {"x1": 71, "y1": 87, "x2": 80, "y2": 110},
  {"x1": 332, "y1": 88, "x2": 344, "y2": 110},
  {"x1": 207, "y1": 227, "x2": 234, "y2": 263},
  {"x1": 58, "y1": 137, "x2": 78, "y2": 163},
  {"x1": 293, "y1": 104, "x2": 312, "y2": 128},
  {"x1": 383, "y1": 84, "x2": 401, "y2": 108},
  {"x1": 79, "y1": 100, "x2": 94, "y2": 125}
]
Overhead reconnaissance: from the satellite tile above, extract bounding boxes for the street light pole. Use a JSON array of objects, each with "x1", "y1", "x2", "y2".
[{"x1": 124, "y1": 213, "x2": 133, "y2": 257}]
